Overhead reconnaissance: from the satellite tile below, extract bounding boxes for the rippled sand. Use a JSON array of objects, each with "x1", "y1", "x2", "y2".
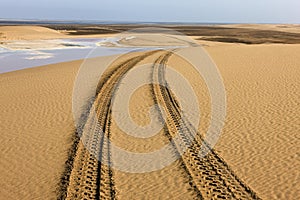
[{"x1": 0, "y1": 25, "x2": 299, "y2": 199}]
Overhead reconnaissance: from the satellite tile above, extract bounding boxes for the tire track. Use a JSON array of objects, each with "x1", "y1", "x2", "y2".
[
  {"x1": 62, "y1": 51, "x2": 159, "y2": 200},
  {"x1": 151, "y1": 50, "x2": 261, "y2": 200},
  {"x1": 60, "y1": 49, "x2": 261, "y2": 200}
]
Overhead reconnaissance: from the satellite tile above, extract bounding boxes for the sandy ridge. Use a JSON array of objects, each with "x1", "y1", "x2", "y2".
[{"x1": 0, "y1": 25, "x2": 115, "y2": 41}]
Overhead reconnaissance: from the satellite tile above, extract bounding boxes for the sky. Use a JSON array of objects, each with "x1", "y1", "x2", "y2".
[{"x1": 1, "y1": 0, "x2": 300, "y2": 23}]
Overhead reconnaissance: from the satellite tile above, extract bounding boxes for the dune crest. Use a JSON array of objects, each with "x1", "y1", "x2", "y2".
[{"x1": 0, "y1": 26, "x2": 66, "y2": 40}]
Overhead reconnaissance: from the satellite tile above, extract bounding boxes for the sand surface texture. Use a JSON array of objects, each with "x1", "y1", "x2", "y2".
[
  {"x1": 0, "y1": 25, "x2": 299, "y2": 199},
  {"x1": 0, "y1": 61, "x2": 80, "y2": 199},
  {"x1": 207, "y1": 44, "x2": 300, "y2": 200}
]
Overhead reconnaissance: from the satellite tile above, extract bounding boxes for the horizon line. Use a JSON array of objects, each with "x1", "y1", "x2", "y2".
[{"x1": 0, "y1": 18, "x2": 299, "y2": 25}]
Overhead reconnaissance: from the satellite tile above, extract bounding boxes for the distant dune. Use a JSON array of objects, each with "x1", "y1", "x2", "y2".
[
  {"x1": 0, "y1": 26, "x2": 65, "y2": 40},
  {"x1": 219, "y1": 24, "x2": 300, "y2": 34},
  {"x1": 0, "y1": 25, "x2": 114, "y2": 41},
  {"x1": 1, "y1": 24, "x2": 300, "y2": 44}
]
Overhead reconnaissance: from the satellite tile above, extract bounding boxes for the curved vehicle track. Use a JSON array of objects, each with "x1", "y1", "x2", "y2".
[
  {"x1": 63, "y1": 51, "x2": 159, "y2": 200},
  {"x1": 151, "y1": 51, "x2": 261, "y2": 199},
  {"x1": 60, "y1": 50, "x2": 261, "y2": 200}
]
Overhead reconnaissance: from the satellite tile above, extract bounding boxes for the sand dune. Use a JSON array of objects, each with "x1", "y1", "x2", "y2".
[
  {"x1": 0, "y1": 26, "x2": 66, "y2": 40},
  {"x1": 0, "y1": 25, "x2": 299, "y2": 199},
  {"x1": 220, "y1": 24, "x2": 300, "y2": 34},
  {"x1": 0, "y1": 25, "x2": 115, "y2": 41},
  {"x1": 206, "y1": 44, "x2": 300, "y2": 199},
  {"x1": 0, "y1": 60, "x2": 81, "y2": 199}
]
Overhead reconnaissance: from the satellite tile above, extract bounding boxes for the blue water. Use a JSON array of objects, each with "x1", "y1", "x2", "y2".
[{"x1": 0, "y1": 38, "x2": 143, "y2": 74}]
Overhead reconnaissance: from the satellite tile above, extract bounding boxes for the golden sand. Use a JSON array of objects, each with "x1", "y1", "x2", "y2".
[
  {"x1": 0, "y1": 25, "x2": 114, "y2": 41},
  {"x1": 0, "y1": 61, "x2": 80, "y2": 199},
  {"x1": 0, "y1": 25, "x2": 299, "y2": 199}
]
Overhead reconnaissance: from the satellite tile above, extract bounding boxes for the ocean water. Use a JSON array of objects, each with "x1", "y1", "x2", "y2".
[{"x1": 0, "y1": 38, "x2": 144, "y2": 74}]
